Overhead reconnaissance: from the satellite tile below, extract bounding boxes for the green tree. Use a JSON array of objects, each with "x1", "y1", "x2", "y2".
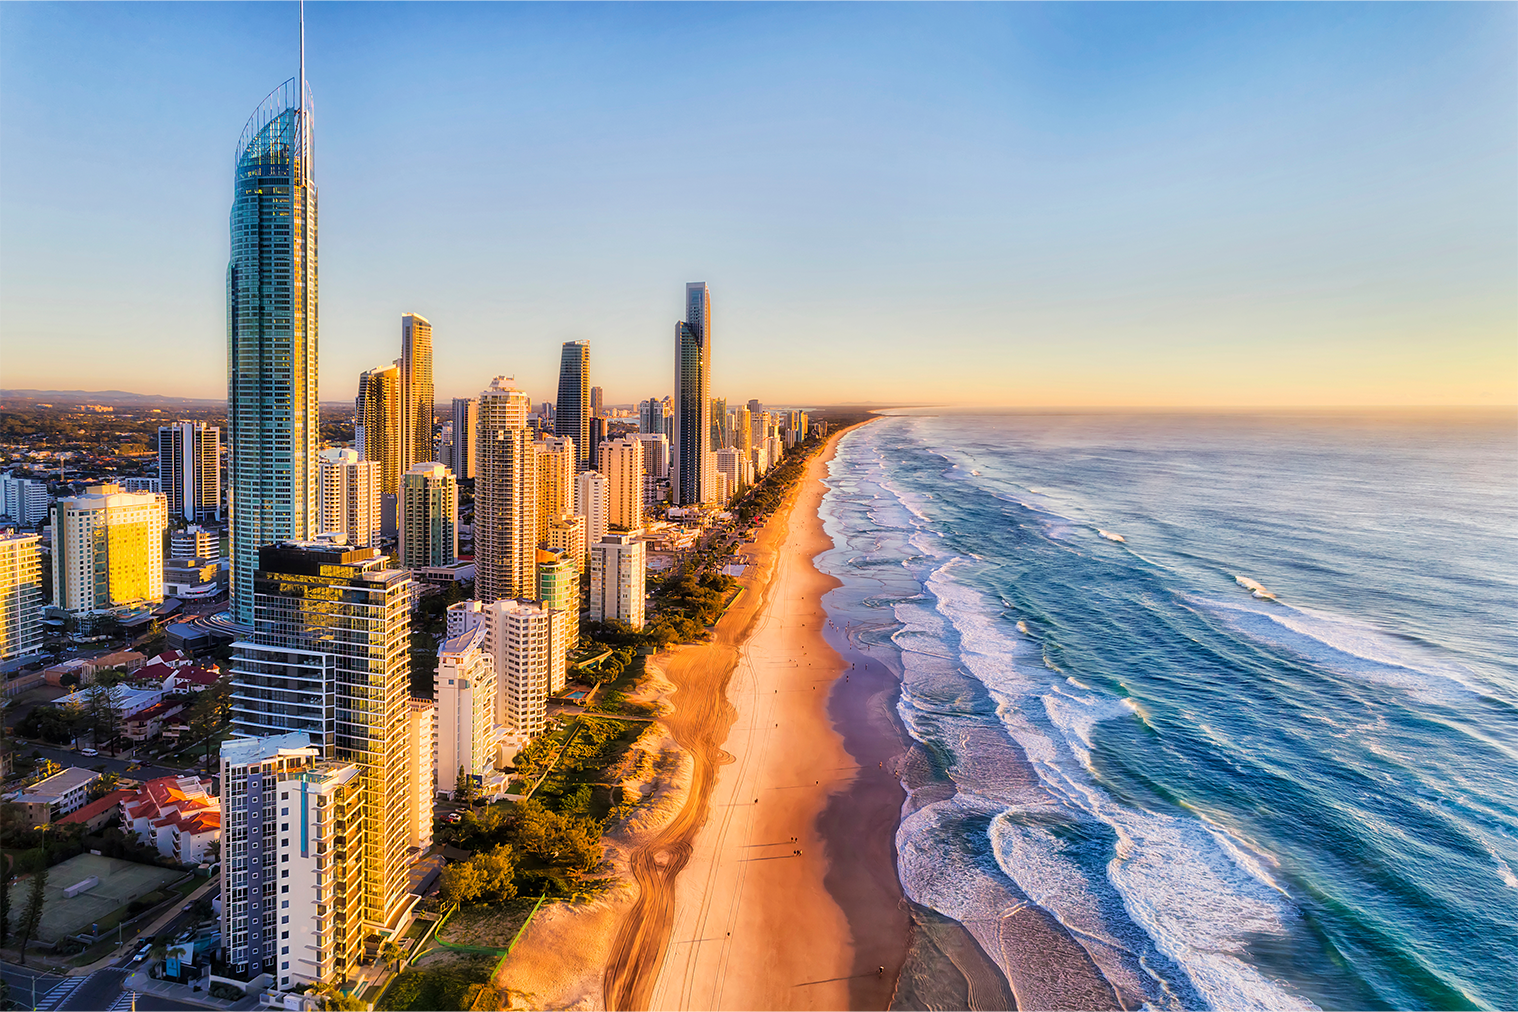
[
  {"x1": 88, "y1": 770, "x2": 121, "y2": 800},
  {"x1": 15, "y1": 848, "x2": 49, "y2": 965},
  {"x1": 454, "y1": 765, "x2": 477, "y2": 805},
  {"x1": 84, "y1": 682, "x2": 121, "y2": 750},
  {"x1": 475, "y1": 845, "x2": 517, "y2": 903},
  {"x1": 439, "y1": 861, "x2": 485, "y2": 905},
  {"x1": 316, "y1": 979, "x2": 366, "y2": 1011},
  {"x1": 379, "y1": 939, "x2": 404, "y2": 973}
]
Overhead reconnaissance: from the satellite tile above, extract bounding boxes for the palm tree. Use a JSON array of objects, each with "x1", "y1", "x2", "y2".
[
  {"x1": 315, "y1": 978, "x2": 366, "y2": 1011},
  {"x1": 379, "y1": 940, "x2": 404, "y2": 973},
  {"x1": 146, "y1": 941, "x2": 171, "y2": 978}
]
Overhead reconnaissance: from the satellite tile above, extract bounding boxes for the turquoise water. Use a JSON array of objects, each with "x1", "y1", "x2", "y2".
[{"x1": 816, "y1": 413, "x2": 1518, "y2": 1011}]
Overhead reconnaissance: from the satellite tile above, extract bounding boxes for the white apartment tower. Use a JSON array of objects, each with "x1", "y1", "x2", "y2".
[
  {"x1": 434, "y1": 624, "x2": 502, "y2": 797},
  {"x1": 475, "y1": 378, "x2": 538, "y2": 603},
  {"x1": 157, "y1": 421, "x2": 222, "y2": 523},
  {"x1": 446, "y1": 598, "x2": 557, "y2": 739},
  {"x1": 406, "y1": 697, "x2": 435, "y2": 857},
  {"x1": 317, "y1": 448, "x2": 381, "y2": 548},
  {"x1": 576, "y1": 471, "x2": 608, "y2": 551},
  {"x1": 590, "y1": 534, "x2": 646, "y2": 630},
  {"x1": 219, "y1": 733, "x2": 368, "y2": 989}
]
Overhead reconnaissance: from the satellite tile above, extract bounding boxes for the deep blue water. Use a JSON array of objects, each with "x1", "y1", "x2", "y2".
[{"x1": 815, "y1": 413, "x2": 1518, "y2": 1011}]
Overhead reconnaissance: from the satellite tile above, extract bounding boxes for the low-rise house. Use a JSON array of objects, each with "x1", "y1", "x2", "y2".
[
  {"x1": 83, "y1": 650, "x2": 146, "y2": 677},
  {"x1": 55, "y1": 788, "x2": 135, "y2": 831},
  {"x1": 6, "y1": 767, "x2": 102, "y2": 824},
  {"x1": 121, "y1": 775, "x2": 220, "y2": 864},
  {"x1": 55, "y1": 683, "x2": 164, "y2": 720},
  {"x1": 124, "y1": 699, "x2": 188, "y2": 741},
  {"x1": 162, "y1": 665, "x2": 219, "y2": 694}
]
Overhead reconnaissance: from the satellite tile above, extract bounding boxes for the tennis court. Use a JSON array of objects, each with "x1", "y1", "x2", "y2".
[{"x1": 8, "y1": 853, "x2": 182, "y2": 942}]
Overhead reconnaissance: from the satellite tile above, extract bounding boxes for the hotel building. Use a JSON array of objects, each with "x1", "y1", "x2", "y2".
[{"x1": 51, "y1": 484, "x2": 167, "y2": 615}]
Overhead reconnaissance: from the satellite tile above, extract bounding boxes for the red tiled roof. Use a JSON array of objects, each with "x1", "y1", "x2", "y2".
[{"x1": 57, "y1": 789, "x2": 134, "y2": 826}]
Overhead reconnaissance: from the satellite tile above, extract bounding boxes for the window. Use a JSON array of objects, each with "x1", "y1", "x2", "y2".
[
  {"x1": 281, "y1": 900, "x2": 289, "y2": 908},
  {"x1": 281, "y1": 870, "x2": 289, "y2": 878},
  {"x1": 281, "y1": 916, "x2": 289, "y2": 924},
  {"x1": 280, "y1": 808, "x2": 288, "y2": 816},
  {"x1": 282, "y1": 885, "x2": 289, "y2": 893}
]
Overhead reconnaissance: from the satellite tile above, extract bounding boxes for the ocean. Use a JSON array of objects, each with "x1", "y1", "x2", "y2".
[{"x1": 814, "y1": 412, "x2": 1518, "y2": 1012}]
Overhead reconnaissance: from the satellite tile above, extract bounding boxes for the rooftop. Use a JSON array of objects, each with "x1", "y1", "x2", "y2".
[
  {"x1": 20, "y1": 767, "x2": 101, "y2": 800},
  {"x1": 221, "y1": 731, "x2": 314, "y2": 766}
]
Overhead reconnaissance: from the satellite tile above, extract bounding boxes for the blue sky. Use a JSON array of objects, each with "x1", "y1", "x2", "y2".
[{"x1": 1, "y1": 2, "x2": 1513, "y2": 407}]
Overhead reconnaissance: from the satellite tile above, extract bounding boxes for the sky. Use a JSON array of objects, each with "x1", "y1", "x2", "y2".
[{"x1": 0, "y1": 2, "x2": 1514, "y2": 409}]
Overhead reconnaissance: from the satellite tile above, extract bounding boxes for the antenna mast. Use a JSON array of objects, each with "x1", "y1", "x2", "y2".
[{"x1": 298, "y1": 0, "x2": 307, "y2": 181}]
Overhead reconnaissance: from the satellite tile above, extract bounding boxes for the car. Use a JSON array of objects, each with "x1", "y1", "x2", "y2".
[
  {"x1": 183, "y1": 903, "x2": 194, "y2": 912},
  {"x1": 132, "y1": 944, "x2": 151, "y2": 963},
  {"x1": 443, "y1": 813, "x2": 462, "y2": 824},
  {"x1": 79, "y1": 748, "x2": 99, "y2": 756}
]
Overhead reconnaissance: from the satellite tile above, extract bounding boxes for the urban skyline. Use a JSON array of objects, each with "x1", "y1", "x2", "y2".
[{"x1": 1, "y1": 2, "x2": 1512, "y2": 408}]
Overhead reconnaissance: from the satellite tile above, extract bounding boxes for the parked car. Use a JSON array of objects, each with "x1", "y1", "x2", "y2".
[{"x1": 79, "y1": 748, "x2": 99, "y2": 756}]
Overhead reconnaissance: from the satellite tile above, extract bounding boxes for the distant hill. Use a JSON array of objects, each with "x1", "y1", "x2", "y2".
[{"x1": 1, "y1": 388, "x2": 224, "y2": 407}]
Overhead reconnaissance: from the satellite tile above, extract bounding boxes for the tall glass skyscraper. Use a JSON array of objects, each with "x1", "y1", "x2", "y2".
[
  {"x1": 673, "y1": 283, "x2": 712, "y2": 505},
  {"x1": 399, "y1": 313, "x2": 433, "y2": 474},
  {"x1": 554, "y1": 341, "x2": 591, "y2": 470},
  {"x1": 227, "y1": 76, "x2": 318, "y2": 623}
]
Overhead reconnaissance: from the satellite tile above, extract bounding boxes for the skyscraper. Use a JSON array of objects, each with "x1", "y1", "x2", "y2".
[
  {"x1": 476, "y1": 378, "x2": 537, "y2": 603},
  {"x1": 555, "y1": 341, "x2": 591, "y2": 470},
  {"x1": 576, "y1": 470, "x2": 608, "y2": 551},
  {"x1": 399, "y1": 462, "x2": 458, "y2": 569},
  {"x1": 227, "y1": 73, "x2": 318, "y2": 624},
  {"x1": 450, "y1": 397, "x2": 478, "y2": 480},
  {"x1": 590, "y1": 534, "x2": 646, "y2": 630},
  {"x1": 590, "y1": 386, "x2": 604, "y2": 418},
  {"x1": 673, "y1": 283, "x2": 712, "y2": 506},
  {"x1": 157, "y1": 421, "x2": 222, "y2": 523},
  {"x1": 399, "y1": 314, "x2": 433, "y2": 475},
  {"x1": 534, "y1": 436, "x2": 576, "y2": 546},
  {"x1": 600, "y1": 437, "x2": 645, "y2": 531},
  {"x1": 0, "y1": 532, "x2": 43, "y2": 665},
  {"x1": 52, "y1": 485, "x2": 167, "y2": 615},
  {"x1": 355, "y1": 363, "x2": 401, "y2": 495},
  {"x1": 230, "y1": 541, "x2": 414, "y2": 934}
]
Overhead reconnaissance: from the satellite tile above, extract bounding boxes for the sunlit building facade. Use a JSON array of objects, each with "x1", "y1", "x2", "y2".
[
  {"x1": 51, "y1": 484, "x2": 167, "y2": 615},
  {"x1": 673, "y1": 282, "x2": 712, "y2": 505},
  {"x1": 227, "y1": 77, "x2": 319, "y2": 624},
  {"x1": 555, "y1": 341, "x2": 592, "y2": 470}
]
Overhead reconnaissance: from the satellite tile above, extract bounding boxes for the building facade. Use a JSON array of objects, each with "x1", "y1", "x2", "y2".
[
  {"x1": 0, "y1": 532, "x2": 43, "y2": 665},
  {"x1": 475, "y1": 378, "x2": 537, "y2": 603},
  {"x1": 545, "y1": 514, "x2": 587, "y2": 571},
  {"x1": 534, "y1": 436, "x2": 576, "y2": 546},
  {"x1": 599, "y1": 437, "x2": 645, "y2": 531},
  {"x1": 575, "y1": 471, "x2": 608, "y2": 554},
  {"x1": 434, "y1": 624, "x2": 502, "y2": 798},
  {"x1": 537, "y1": 548, "x2": 578, "y2": 694},
  {"x1": 317, "y1": 448, "x2": 381, "y2": 548},
  {"x1": 636, "y1": 433, "x2": 669, "y2": 479},
  {"x1": 399, "y1": 313, "x2": 433, "y2": 477},
  {"x1": 227, "y1": 77, "x2": 319, "y2": 624},
  {"x1": 399, "y1": 463, "x2": 457, "y2": 570},
  {"x1": 589, "y1": 534, "x2": 646, "y2": 629},
  {"x1": 672, "y1": 282, "x2": 712, "y2": 506},
  {"x1": 554, "y1": 341, "x2": 591, "y2": 470},
  {"x1": 0, "y1": 473, "x2": 50, "y2": 527},
  {"x1": 52, "y1": 484, "x2": 167, "y2": 615},
  {"x1": 355, "y1": 363, "x2": 401, "y2": 496},
  {"x1": 449, "y1": 398, "x2": 478, "y2": 481},
  {"x1": 157, "y1": 422, "x2": 222, "y2": 523},
  {"x1": 406, "y1": 697, "x2": 435, "y2": 857},
  {"x1": 229, "y1": 541, "x2": 414, "y2": 939},
  {"x1": 219, "y1": 733, "x2": 367, "y2": 990}
]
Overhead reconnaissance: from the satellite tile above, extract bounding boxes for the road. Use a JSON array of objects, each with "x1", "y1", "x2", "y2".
[{"x1": 17, "y1": 742, "x2": 202, "y2": 783}]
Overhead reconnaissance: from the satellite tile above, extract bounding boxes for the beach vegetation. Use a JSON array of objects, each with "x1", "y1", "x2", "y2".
[{"x1": 377, "y1": 954, "x2": 496, "y2": 1012}]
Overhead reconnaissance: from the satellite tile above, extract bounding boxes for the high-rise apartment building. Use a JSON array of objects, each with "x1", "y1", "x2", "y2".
[
  {"x1": 534, "y1": 437, "x2": 576, "y2": 546},
  {"x1": 399, "y1": 463, "x2": 457, "y2": 569},
  {"x1": 227, "y1": 76, "x2": 319, "y2": 624},
  {"x1": 157, "y1": 422, "x2": 222, "y2": 523},
  {"x1": 545, "y1": 514, "x2": 587, "y2": 571},
  {"x1": 715, "y1": 446, "x2": 749, "y2": 500},
  {"x1": 356, "y1": 364, "x2": 402, "y2": 496},
  {"x1": 673, "y1": 283, "x2": 712, "y2": 505},
  {"x1": 599, "y1": 438, "x2": 645, "y2": 531},
  {"x1": 450, "y1": 398, "x2": 478, "y2": 481},
  {"x1": 554, "y1": 341, "x2": 591, "y2": 470},
  {"x1": 737, "y1": 407, "x2": 753, "y2": 454},
  {"x1": 537, "y1": 548, "x2": 578, "y2": 693},
  {"x1": 638, "y1": 398, "x2": 661, "y2": 436},
  {"x1": 710, "y1": 397, "x2": 728, "y2": 449},
  {"x1": 0, "y1": 473, "x2": 49, "y2": 527},
  {"x1": 590, "y1": 534, "x2": 646, "y2": 630},
  {"x1": 587, "y1": 417, "x2": 608, "y2": 470},
  {"x1": 590, "y1": 386, "x2": 604, "y2": 418},
  {"x1": 446, "y1": 599, "x2": 557, "y2": 739},
  {"x1": 435, "y1": 624, "x2": 501, "y2": 797},
  {"x1": 406, "y1": 697, "x2": 435, "y2": 857},
  {"x1": 0, "y1": 532, "x2": 43, "y2": 666},
  {"x1": 219, "y1": 733, "x2": 367, "y2": 989},
  {"x1": 317, "y1": 448, "x2": 381, "y2": 548},
  {"x1": 399, "y1": 314, "x2": 433, "y2": 476},
  {"x1": 476, "y1": 378, "x2": 537, "y2": 603},
  {"x1": 52, "y1": 485, "x2": 167, "y2": 615},
  {"x1": 575, "y1": 471, "x2": 608, "y2": 552},
  {"x1": 230, "y1": 541, "x2": 414, "y2": 936},
  {"x1": 636, "y1": 433, "x2": 669, "y2": 479}
]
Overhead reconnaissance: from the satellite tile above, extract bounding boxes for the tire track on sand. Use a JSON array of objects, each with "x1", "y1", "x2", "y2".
[{"x1": 603, "y1": 485, "x2": 797, "y2": 1011}]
